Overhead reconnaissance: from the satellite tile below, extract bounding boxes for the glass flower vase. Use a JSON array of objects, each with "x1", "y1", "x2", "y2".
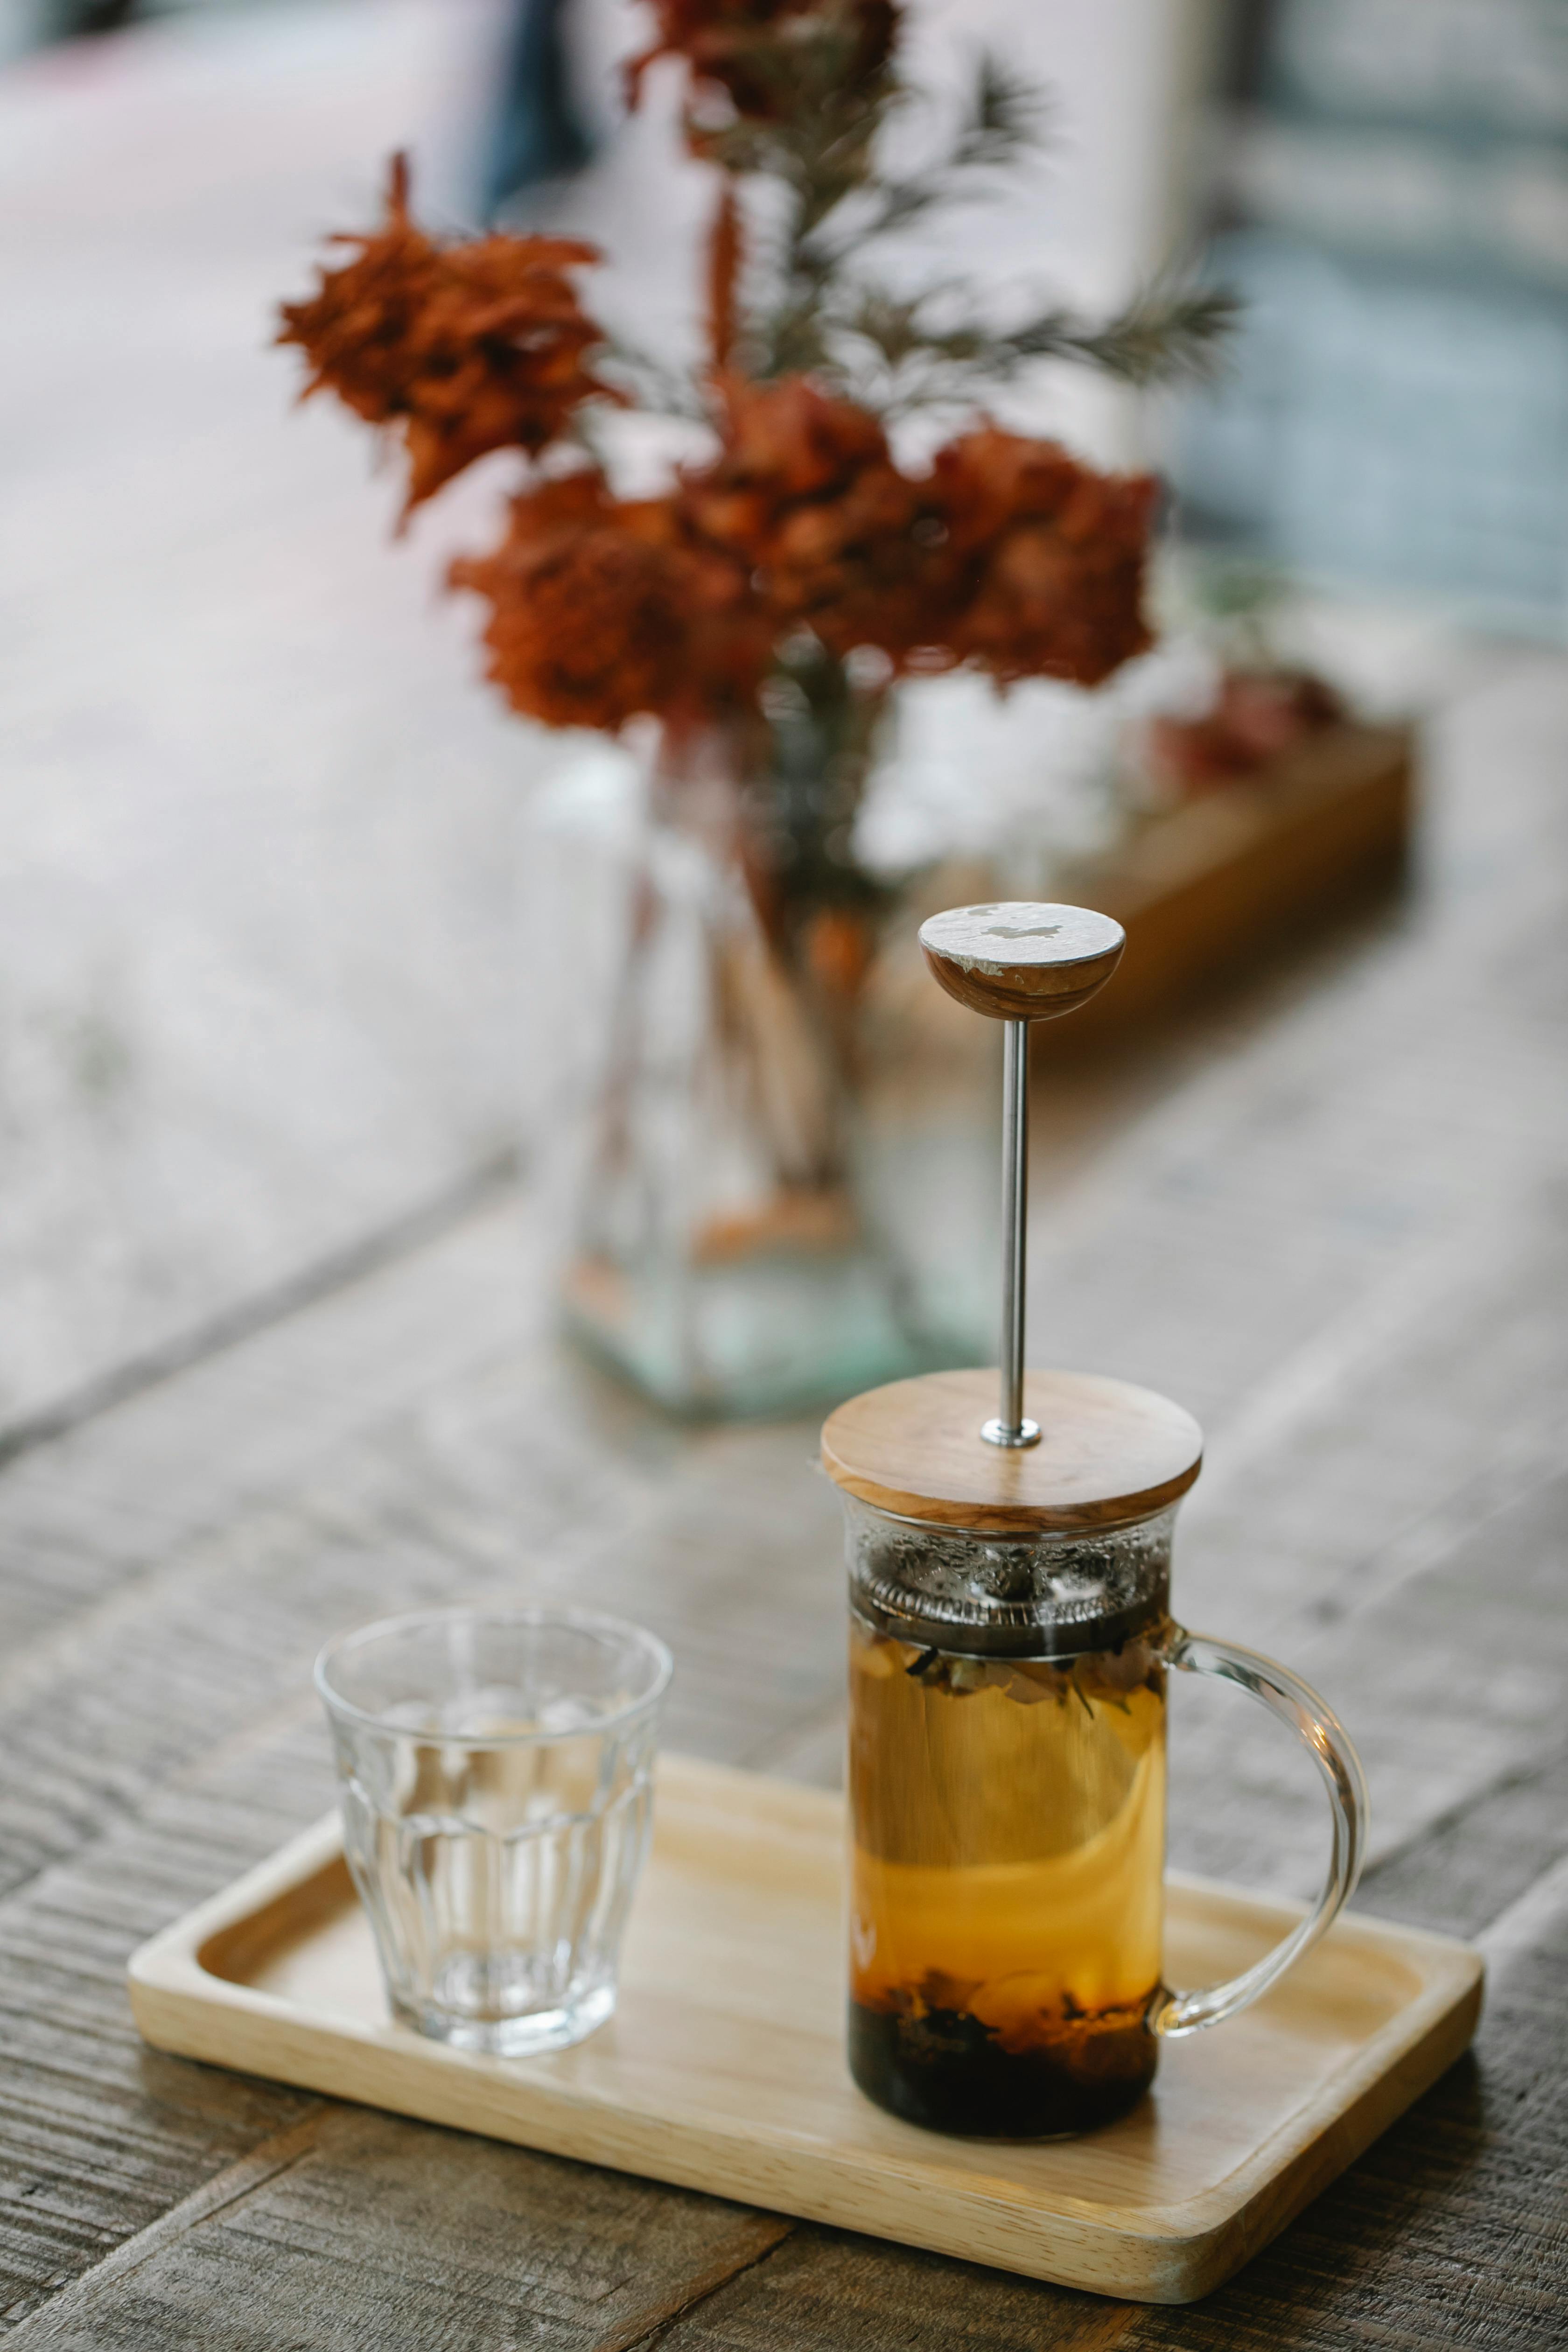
[{"x1": 537, "y1": 714, "x2": 999, "y2": 1418}]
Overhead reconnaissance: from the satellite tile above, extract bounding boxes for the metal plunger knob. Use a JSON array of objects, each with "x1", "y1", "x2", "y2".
[{"x1": 918, "y1": 903, "x2": 1125, "y2": 1449}]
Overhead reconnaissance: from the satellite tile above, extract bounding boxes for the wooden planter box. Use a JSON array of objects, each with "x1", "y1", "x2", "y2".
[{"x1": 1035, "y1": 723, "x2": 1415, "y2": 1057}]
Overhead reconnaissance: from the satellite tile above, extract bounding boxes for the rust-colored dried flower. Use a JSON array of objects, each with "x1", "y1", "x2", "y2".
[
  {"x1": 277, "y1": 155, "x2": 611, "y2": 514},
  {"x1": 450, "y1": 406, "x2": 1159, "y2": 728},
  {"x1": 1146, "y1": 668, "x2": 1343, "y2": 796},
  {"x1": 924, "y1": 427, "x2": 1158, "y2": 687},
  {"x1": 628, "y1": 0, "x2": 897, "y2": 122},
  {"x1": 450, "y1": 470, "x2": 772, "y2": 730},
  {"x1": 707, "y1": 183, "x2": 743, "y2": 373},
  {"x1": 681, "y1": 376, "x2": 924, "y2": 657}
]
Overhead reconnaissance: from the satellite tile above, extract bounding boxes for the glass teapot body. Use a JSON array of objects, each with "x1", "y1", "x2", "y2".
[{"x1": 844, "y1": 1494, "x2": 1176, "y2": 2137}]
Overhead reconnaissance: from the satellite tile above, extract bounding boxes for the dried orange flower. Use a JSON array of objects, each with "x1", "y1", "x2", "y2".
[
  {"x1": 1146, "y1": 669, "x2": 1343, "y2": 796},
  {"x1": 680, "y1": 376, "x2": 924, "y2": 658},
  {"x1": 452, "y1": 411, "x2": 1158, "y2": 727},
  {"x1": 924, "y1": 428, "x2": 1158, "y2": 688},
  {"x1": 671, "y1": 393, "x2": 1157, "y2": 690},
  {"x1": 450, "y1": 470, "x2": 773, "y2": 730},
  {"x1": 628, "y1": 0, "x2": 897, "y2": 120},
  {"x1": 280, "y1": 162, "x2": 1163, "y2": 723},
  {"x1": 277, "y1": 155, "x2": 612, "y2": 515}
]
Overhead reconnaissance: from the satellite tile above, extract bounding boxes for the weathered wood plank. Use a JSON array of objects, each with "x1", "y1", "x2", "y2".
[
  {"x1": 2, "y1": 2107, "x2": 793, "y2": 2352},
  {"x1": 1358, "y1": 1748, "x2": 1568, "y2": 1945},
  {"x1": 635, "y1": 2220, "x2": 1131, "y2": 2352},
  {"x1": 1162, "y1": 1456, "x2": 1568, "y2": 1902},
  {"x1": 0, "y1": 1759, "x2": 331, "y2": 2322},
  {"x1": 0, "y1": 1399, "x2": 841, "y2": 1904},
  {"x1": 0, "y1": 1197, "x2": 554, "y2": 1664},
  {"x1": 1168, "y1": 1225, "x2": 1568, "y2": 1694}
]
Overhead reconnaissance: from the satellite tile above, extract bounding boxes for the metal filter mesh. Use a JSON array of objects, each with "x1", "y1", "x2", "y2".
[{"x1": 843, "y1": 1495, "x2": 1175, "y2": 1659}]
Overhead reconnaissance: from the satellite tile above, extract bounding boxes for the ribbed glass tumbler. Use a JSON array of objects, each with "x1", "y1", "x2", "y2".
[{"x1": 315, "y1": 1604, "x2": 672, "y2": 2055}]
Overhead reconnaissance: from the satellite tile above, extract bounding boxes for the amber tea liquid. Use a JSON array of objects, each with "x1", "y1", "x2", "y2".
[{"x1": 848, "y1": 1613, "x2": 1166, "y2": 2136}]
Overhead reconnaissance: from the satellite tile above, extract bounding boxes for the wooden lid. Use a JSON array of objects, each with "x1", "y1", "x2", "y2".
[
  {"x1": 918, "y1": 903, "x2": 1125, "y2": 1023},
  {"x1": 821, "y1": 1368, "x2": 1203, "y2": 1536}
]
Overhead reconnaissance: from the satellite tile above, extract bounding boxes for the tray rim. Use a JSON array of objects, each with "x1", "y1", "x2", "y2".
[{"x1": 126, "y1": 1753, "x2": 1483, "y2": 2303}]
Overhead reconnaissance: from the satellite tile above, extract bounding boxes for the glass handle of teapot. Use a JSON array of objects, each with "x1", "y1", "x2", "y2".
[{"x1": 1148, "y1": 1627, "x2": 1370, "y2": 2040}]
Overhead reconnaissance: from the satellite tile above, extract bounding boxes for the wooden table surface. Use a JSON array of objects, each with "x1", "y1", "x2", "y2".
[{"x1": 1, "y1": 652, "x2": 1565, "y2": 2350}]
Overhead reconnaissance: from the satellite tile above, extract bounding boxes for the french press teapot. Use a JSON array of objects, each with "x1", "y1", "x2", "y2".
[{"x1": 821, "y1": 905, "x2": 1367, "y2": 2139}]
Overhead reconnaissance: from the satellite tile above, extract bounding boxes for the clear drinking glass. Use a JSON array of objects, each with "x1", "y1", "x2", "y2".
[{"x1": 315, "y1": 1605, "x2": 672, "y2": 2055}]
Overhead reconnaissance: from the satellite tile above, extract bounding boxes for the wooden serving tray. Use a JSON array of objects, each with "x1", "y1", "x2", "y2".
[{"x1": 128, "y1": 1754, "x2": 1480, "y2": 2304}]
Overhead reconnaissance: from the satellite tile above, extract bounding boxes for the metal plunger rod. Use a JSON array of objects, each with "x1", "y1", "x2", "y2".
[
  {"x1": 998, "y1": 1018, "x2": 1031, "y2": 1442},
  {"x1": 916, "y1": 902, "x2": 1127, "y2": 1451}
]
